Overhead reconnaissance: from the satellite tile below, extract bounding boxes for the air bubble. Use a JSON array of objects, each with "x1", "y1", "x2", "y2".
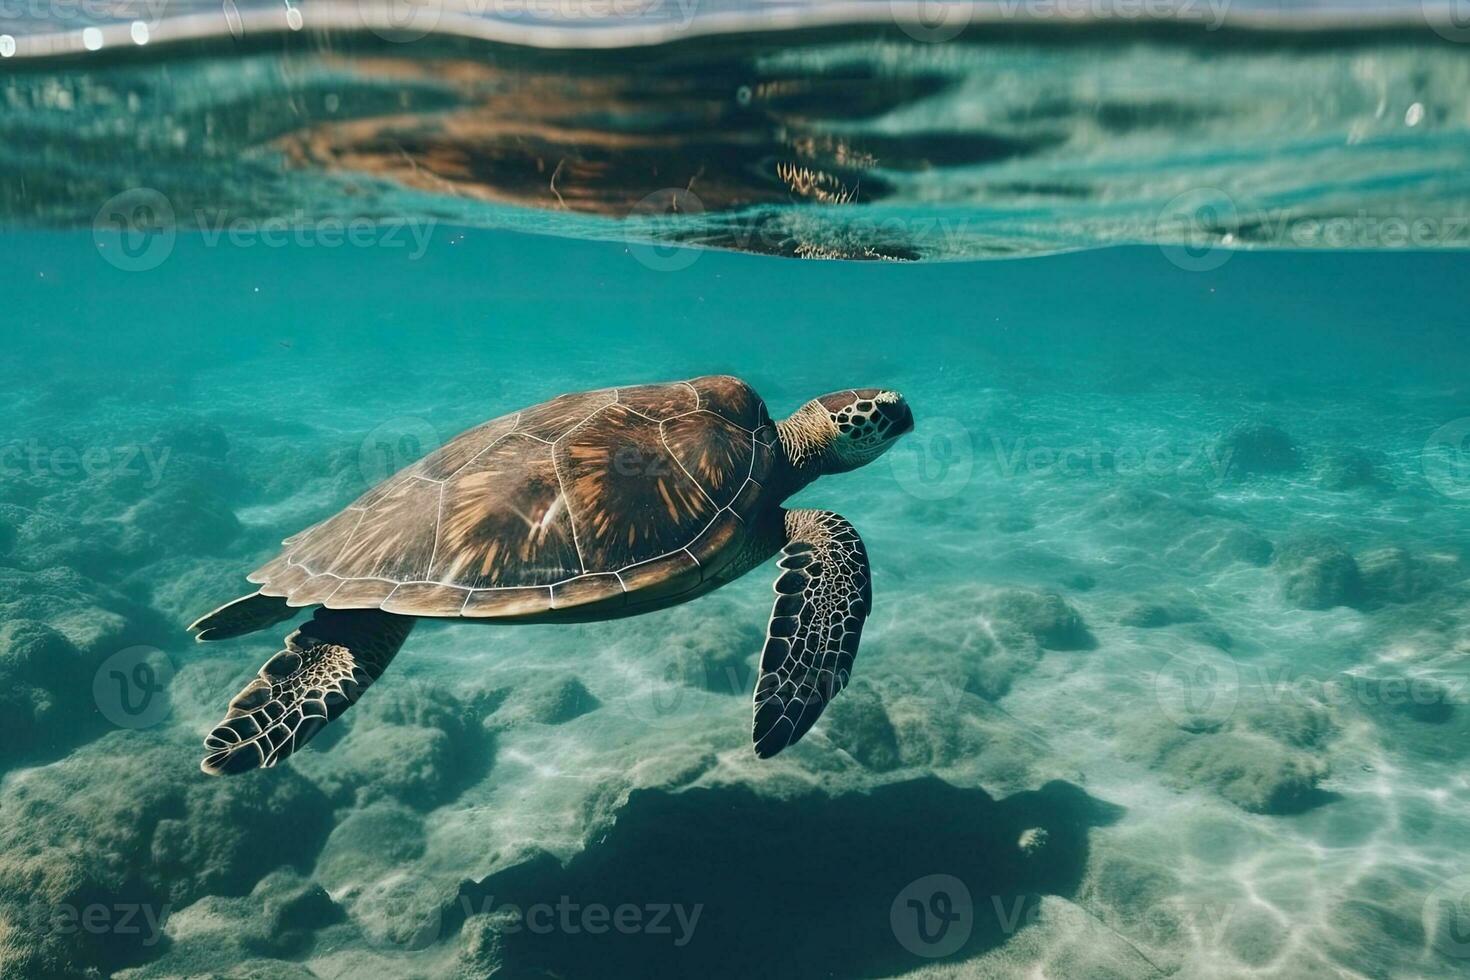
[
  {"x1": 0, "y1": 35, "x2": 14, "y2": 58},
  {"x1": 82, "y1": 27, "x2": 104, "y2": 51},
  {"x1": 130, "y1": 21, "x2": 150, "y2": 45}
]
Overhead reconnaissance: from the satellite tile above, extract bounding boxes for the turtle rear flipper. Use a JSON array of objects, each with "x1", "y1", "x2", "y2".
[
  {"x1": 201, "y1": 608, "x2": 415, "y2": 775},
  {"x1": 189, "y1": 591, "x2": 295, "y2": 641}
]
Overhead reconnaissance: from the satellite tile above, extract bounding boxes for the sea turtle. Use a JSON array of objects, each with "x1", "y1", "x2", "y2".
[{"x1": 190, "y1": 375, "x2": 914, "y2": 774}]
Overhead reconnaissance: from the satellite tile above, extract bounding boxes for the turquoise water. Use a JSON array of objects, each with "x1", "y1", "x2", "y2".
[
  {"x1": 7, "y1": 23, "x2": 1470, "y2": 261},
  {"x1": 4, "y1": 12, "x2": 1470, "y2": 980}
]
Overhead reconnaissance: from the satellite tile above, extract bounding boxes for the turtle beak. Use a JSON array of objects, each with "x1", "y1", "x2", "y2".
[{"x1": 878, "y1": 395, "x2": 914, "y2": 436}]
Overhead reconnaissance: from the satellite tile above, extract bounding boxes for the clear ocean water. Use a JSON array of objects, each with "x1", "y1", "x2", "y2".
[{"x1": 3, "y1": 5, "x2": 1470, "y2": 979}]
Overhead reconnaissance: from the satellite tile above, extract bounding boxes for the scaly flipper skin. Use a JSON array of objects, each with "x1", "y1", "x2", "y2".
[
  {"x1": 752, "y1": 509, "x2": 871, "y2": 758},
  {"x1": 200, "y1": 608, "x2": 415, "y2": 775}
]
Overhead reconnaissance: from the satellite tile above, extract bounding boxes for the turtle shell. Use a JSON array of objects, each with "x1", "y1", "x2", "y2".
[{"x1": 248, "y1": 376, "x2": 781, "y2": 619}]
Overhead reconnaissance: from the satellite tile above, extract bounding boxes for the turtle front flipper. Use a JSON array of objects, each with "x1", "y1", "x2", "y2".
[
  {"x1": 201, "y1": 608, "x2": 415, "y2": 775},
  {"x1": 751, "y1": 509, "x2": 872, "y2": 759}
]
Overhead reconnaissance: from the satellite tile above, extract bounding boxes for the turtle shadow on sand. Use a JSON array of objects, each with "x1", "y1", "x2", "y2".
[{"x1": 449, "y1": 776, "x2": 1123, "y2": 978}]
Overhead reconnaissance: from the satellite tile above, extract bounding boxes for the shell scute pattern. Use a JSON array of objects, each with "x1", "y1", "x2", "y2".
[
  {"x1": 518, "y1": 388, "x2": 618, "y2": 441},
  {"x1": 688, "y1": 375, "x2": 771, "y2": 430},
  {"x1": 662, "y1": 411, "x2": 751, "y2": 508},
  {"x1": 415, "y1": 414, "x2": 521, "y2": 481},
  {"x1": 619, "y1": 382, "x2": 698, "y2": 420},
  {"x1": 432, "y1": 433, "x2": 581, "y2": 589},
  {"x1": 323, "y1": 578, "x2": 396, "y2": 610},
  {"x1": 249, "y1": 377, "x2": 778, "y2": 618},
  {"x1": 557, "y1": 403, "x2": 719, "y2": 571},
  {"x1": 332, "y1": 477, "x2": 440, "y2": 582}
]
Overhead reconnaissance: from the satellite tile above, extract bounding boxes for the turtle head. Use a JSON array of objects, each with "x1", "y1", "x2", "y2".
[{"x1": 778, "y1": 388, "x2": 914, "y2": 479}]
